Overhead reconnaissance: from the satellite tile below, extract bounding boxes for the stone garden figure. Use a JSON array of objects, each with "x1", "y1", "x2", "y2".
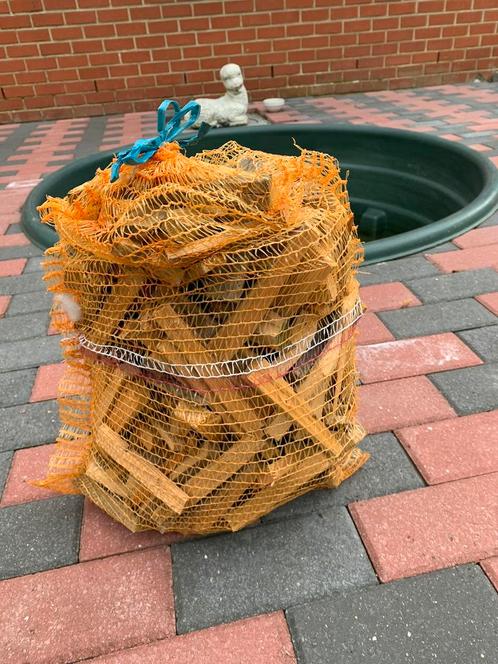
[{"x1": 194, "y1": 63, "x2": 249, "y2": 127}]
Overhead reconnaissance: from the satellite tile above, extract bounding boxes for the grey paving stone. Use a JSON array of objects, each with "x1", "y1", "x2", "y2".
[
  {"x1": 263, "y1": 433, "x2": 424, "y2": 524},
  {"x1": 0, "y1": 271, "x2": 46, "y2": 296},
  {"x1": 479, "y1": 211, "x2": 498, "y2": 227},
  {"x1": 173, "y1": 508, "x2": 377, "y2": 633},
  {"x1": 5, "y1": 223, "x2": 22, "y2": 235},
  {"x1": 429, "y1": 363, "x2": 498, "y2": 415},
  {"x1": 23, "y1": 255, "x2": 44, "y2": 273},
  {"x1": 0, "y1": 495, "x2": 82, "y2": 580},
  {"x1": 0, "y1": 335, "x2": 61, "y2": 372},
  {"x1": 287, "y1": 564, "x2": 498, "y2": 664},
  {"x1": 0, "y1": 400, "x2": 59, "y2": 452},
  {"x1": 0, "y1": 243, "x2": 43, "y2": 259},
  {"x1": 458, "y1": 325, "x2": 498, "y2": 362},
  {"x1": 357, "y1": 256, "x2": 439, "y2": 286},
  {"x1": 406, "y1": 268, "x2": 498, "y2": 304},
  {"x1": 0, "y1": 450, "x2": 13, "y2": 497},
  {"x1": 423, "y1": 240, "x2": 458, "y2": 254},
  {"x1": 6, "y1": 291, "x2": 53, "y2": 316},
  {"x1": 378, "y1": 298, "x2": 496, "y2": 338},
  {"x1": 0, "y1": 310, "x2": 50, "y2": 340},
  {"x1": 0, "y1": 368, "x2": 36, "y2": 407}
]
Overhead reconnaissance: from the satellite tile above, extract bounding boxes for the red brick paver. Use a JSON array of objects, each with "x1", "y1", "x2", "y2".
[
  {"x1": 396, "y1": 410, "x2": 498, "y2": 484},
  {"x1": 358, "y1": 376, "x2": 456, "y2": 434},
  {"x1": 452, "y1": 226, "x2": 498, "y2": 249},
  {"x1": 350, "y1": 472, "x2": 498, "y2": 582},
  {"x1": 360, "y1": 282, "x2": 421, "y2": 312},
  {"x1": 475, "y1": 292, "x2": 498, "y2": 315},
  {"x1": 356, "y1": 312, "x2": 395, "y2": 346},
  {"x1": 427, "y1": 246, "x2": 498, "y2": 273},
  {"x1": 79, "y1": 500, "x2": 180, "y2": 562},
  {"x1": 0, "y1": 233, "x2": 30, "y2": 248},
  {"x1": 0, "y1": 548, "x2": 175, "y2": 664},
  {"x1": 0, "y1": 258, "x2": 26, "y2": 277},
  {"x1": 480, "y1": 557, "x2": 498, "y2": 591},
  {"x1": 30, "y1": 363, "x2": 65, "y2": 402},
  {"x1": 357, "y1": 333, "x2": 482, "y2": 384},
  {"x1": 0, "y1": 444, "x2": 57, "y2": 506},
  {"x1": 0, "y1": 294, "x2": 10, "y2": 316},
  {"x1": 87, "y1": 612, "x2": 296, "y2": 664}
]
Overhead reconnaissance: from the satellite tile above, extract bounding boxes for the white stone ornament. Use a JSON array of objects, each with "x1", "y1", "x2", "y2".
[{"x1": 194, "y1": 63, "x2": 248, "y2": 128}]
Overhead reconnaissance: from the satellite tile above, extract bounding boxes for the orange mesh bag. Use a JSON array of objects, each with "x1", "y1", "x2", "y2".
[{"x1": 36, "y1": 101, "x2": 368, "y2": 534}]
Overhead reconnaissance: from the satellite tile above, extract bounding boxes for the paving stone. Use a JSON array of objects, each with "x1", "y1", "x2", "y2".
[
  {"x1": 423, "y1": 240, "x2": 459, "y2": 253},
  {"x1": 378, "y1": 298, "x2": 496, "y2": 338},
  {"x1": 0, "y1": 443, "x2": 57, "y2": 506},
  {"x1": 30, "y1": 362, "x2": 65, "y2": 402},
  {"x1": 357, "y1": 256, "x2": 438, "y2": 286},
  {"x1": 350, "y1": 472, "x2": 498, "y2": 582},
  {"x1": 358, "y1": 376, "x2": 456, "y2": 434},
  {"x1": 4, "y1": 222, "x2": 22, "y2": 235},
  {"x1": 0, "y1": 450, "x2": 13, "y2": 498},
  {"x1": 481, "y1": 557, "x2": 498, "y2": 591},
  {"x1": 0, "y1": 294, "x2": 9, "y2": 316},
  {"x1": 0, "y1": 335, "x2": 62, "y2": 372},
  {"x1": 0, "y1": 310, "x2": 50, "y2": 340},
  {"x1": 6, "y1": 290, "x2": 52, "y2": 316},
  {"x1": 173, "y1": 508, "x2": 377, "y2": 633},
  {"x1": 0, "y1": 495, "x2": 82, "y2": 580},
  {"x1": 0, "y1": 271, "x2": 46, "y2": 296},
  {"x1": 0, "y1": 257, "x2": 26, "y2": 277},
  {"x1": 87, "y1": 612, "x2": 296, "y2": 664},
  {"x1": 427, "y1": 245, "x2": 498, "y2": 272},
  {"x1": 476, "y1": 291, "x2": 498, "y2": 315},
  {"x1": 0, "y1": 243, "x2": 43, "y2": 259},
  {"x1": 453, "y1": 225, "x2": 498, "y2": 248},
  {"x1": 287, "y1": 565, "x2": 498, "y2": 664},
  {"x1": 0, "y1": 368, "x2": 36, "y2": 407},
  {"x1": 356, "y1": 312, "x2": 394, "y2": 346},
  {"x1": 360, "y1": 282, "x2": 421, "y2": 313},
  {"x1": 23, "y1": 255, "x2": 44, "y2": 273},
  {"x1": 429, "y1": 363, "x2": 498, "y2": 415},
  {"x1": 0, "y1": 400, "x2": 59, "y2": 452},
  {"x1": 406, "y1": 268, "x2": 498, "y2": 303},
  {"x1": 479, "y1": 211, "x2": 498, "y2": 227},
  {"x1": 0, "y1": 548, "x2": 175, "y2": 664},
  {"x1": 79, "y1": 499, "x2": 180, "y2": 562},
  {"x1": 357, "y1": 332, "x2": 481, "y2": 383},
  {"x1": 458, "y1": 324, "x2": 498, "y2": 362},
  {"x1": 263, "y1": 433, "x2": 424, "y2": 523},
  {"x1": 0, "y1": 232, "x2": 30, "y2": 247},
  {"x1": 396, "y1": 410, "x2": 498, "y2": 484}
]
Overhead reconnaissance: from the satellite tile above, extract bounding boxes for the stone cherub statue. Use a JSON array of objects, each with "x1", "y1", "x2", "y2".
[{"x1": 194, "y1": 63, "x2": 248, "y2": 127}]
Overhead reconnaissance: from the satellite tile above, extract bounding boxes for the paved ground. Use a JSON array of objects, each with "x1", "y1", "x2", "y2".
[{"x1": 0, "y1": 83, "x2": 497, "y2": 663}]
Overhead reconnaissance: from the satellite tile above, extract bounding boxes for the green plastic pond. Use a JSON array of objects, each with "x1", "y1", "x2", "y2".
[{"x1": 21, "y1": 125, "x2": 498, "y2": 264}]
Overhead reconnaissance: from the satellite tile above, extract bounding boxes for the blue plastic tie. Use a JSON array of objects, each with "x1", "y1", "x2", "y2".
[{"x1": 110, "y1": 99, "x2": 210, "y2": 183}]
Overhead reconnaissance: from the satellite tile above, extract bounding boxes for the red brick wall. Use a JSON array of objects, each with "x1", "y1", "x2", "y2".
[{"x1": 1, "y1": 0, "x2": 497, "y2": 123}]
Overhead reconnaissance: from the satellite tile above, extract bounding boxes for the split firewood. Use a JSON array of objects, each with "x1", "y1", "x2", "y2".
[
  {"x1": 247, "y1": 359, "x2": 342, "y2": 459},
  {"x1": 103, "y1": 382, "x2": 150, "y2": 434},
  {"x1": 86, "y1": 272, "x2": 146, "y2": 346},
  {"x1": 168, "y1": 440, "x2": 217, "y2": 484},
  {"x1": 183, "y1": 436, "x2": 268, "y2": 505},
  {"x1": 77, "y1": 474, "x2": 146, "y2": 533},
  {"x1": 84, "y1": 452, "x2": 129, "y2": 499},
  {"x1": 225, "y1": 449, "x2": 331, "y2": 531},
  {"x1": 96, "y1": 423, "x2": 190, "y2": 514},
  {"x1": 42, "y1": 140, "x2": 366, "y2": 536},
  {"x1": 264, "y1": 331, "x2": 343, "y2": 442}
]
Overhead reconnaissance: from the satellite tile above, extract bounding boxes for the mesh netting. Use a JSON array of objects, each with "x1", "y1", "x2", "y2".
[{"x1": 36, "y1": 140, "x2": 368, "y2": 534}]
